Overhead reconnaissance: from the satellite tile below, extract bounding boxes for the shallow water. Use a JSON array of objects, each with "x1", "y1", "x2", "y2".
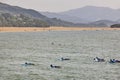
[{"x1": 0, "y1": 30, "x2": 120, "y2": 80}]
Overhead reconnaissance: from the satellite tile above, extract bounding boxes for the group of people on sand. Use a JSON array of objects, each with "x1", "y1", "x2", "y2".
[{"x1": 94, "y1": 57, "x2": 120, "y2": 63}]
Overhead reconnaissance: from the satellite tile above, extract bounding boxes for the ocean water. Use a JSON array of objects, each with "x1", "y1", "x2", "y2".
[{"x1": 0, "y1": 30, "x2": 120, "y2": 80}]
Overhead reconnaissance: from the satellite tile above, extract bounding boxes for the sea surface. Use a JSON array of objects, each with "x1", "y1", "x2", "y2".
[{"x1": 0, "y1": 30, "x2": 120, "y2": 80}]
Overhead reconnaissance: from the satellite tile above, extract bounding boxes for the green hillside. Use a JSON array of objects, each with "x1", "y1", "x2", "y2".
[{"x1": 0, "y1": 13, "x2": 49, "y2": 27}]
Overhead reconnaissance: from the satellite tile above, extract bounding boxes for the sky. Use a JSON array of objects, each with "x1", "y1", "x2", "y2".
[{"x1": 0, "y1": 0, "x2": 120, "y2": 12}]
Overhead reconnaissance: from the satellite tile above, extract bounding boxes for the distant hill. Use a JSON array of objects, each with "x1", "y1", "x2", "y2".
[
  {"x1": 111, "y1": 24, "x2": 120, "y2": 28},
  {"x1": 0, "y1": 2, "x2": 82, "y2": 27},
  {"x1": 41, "y1": 12, "x2": 89, "y2": 23},
  {"x1": 60, "y1": 6, "x2": 120, "y2": 22},
  {"x1": 0, "y1": 2, "x2": 47, "y2": 20},
  {"x1": 42, "y1": 6, "x2": 120, "y2": 26},
  {"x1": 90, "y1": 20, "x2": 119, "y2": 26}
]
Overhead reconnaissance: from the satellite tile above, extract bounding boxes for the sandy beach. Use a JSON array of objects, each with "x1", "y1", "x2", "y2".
[{"x1": 0, "y1": 26, "x2": 120, "y2": 32}]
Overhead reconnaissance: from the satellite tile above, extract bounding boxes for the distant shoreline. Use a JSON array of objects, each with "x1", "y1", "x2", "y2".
[{"x1": 0, "y1": 26, "x2": 120, "y2": 32}]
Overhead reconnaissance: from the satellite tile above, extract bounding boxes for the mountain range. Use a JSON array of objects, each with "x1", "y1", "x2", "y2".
[
  {"x1": 42, "y1": 6, "x2": 120, "y2": 26},
  {"x1": 0, "y1": 2, "x2": 119, "y2": 27},
  {"x1": 0, "y1": 2, "x2": 82, "y2": 27}
]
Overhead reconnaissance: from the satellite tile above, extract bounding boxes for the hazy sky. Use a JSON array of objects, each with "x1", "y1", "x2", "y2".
[{"x1": 1, "y1": 0, "x2": 120, "y2": 12}]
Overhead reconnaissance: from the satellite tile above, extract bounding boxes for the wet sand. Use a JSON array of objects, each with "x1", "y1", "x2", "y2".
[{"x1": 0, "y1": 26, "x2": 119, "y2": 32}]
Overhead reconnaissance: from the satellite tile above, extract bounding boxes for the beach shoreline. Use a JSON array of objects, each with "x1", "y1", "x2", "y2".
[{"x1": 0, "y1": 26, "x2": 119, "y2": 32}]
